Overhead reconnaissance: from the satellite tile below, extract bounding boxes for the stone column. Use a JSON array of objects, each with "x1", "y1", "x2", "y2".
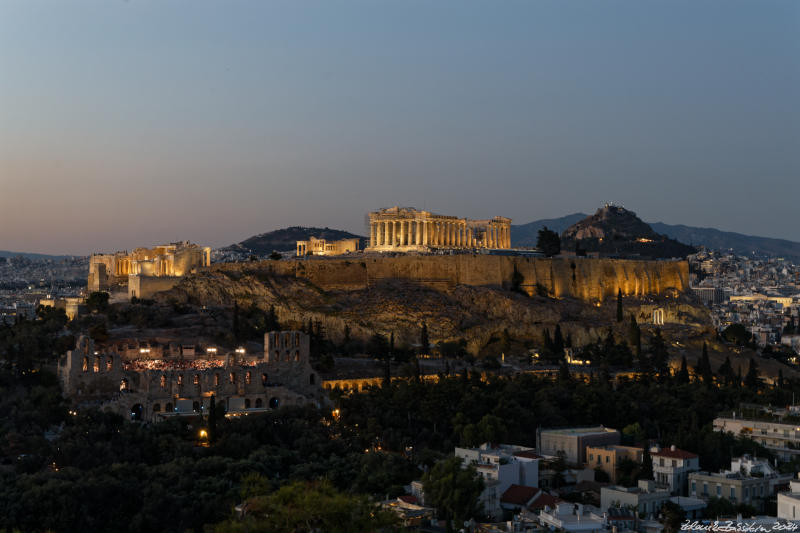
[
  {"x1": 435, "y1": 222, "x2": 441, "y2": 246},
  {"x1": 370, "y1": 223, "x2": 376, "y2": 248},
  {"x1": 399, "y1": 221, "x2": 405, "y2": 246},
  {"x1": 408, "y1": 221, "x2": 414, "y2": 245},
  {"x1": 422, "y1": 221, "x2": 428, "y2": 245},
  {"x1": 415, "y1": 220, "x2": 422, "y2": 246},
  {"x1": 383, "y1": 221, "x2": 390, "y2": 246}
]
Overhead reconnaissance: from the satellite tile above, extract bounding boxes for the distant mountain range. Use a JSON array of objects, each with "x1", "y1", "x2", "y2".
[
  {"x1": 512, "y1": 214, "x2": 800, "y2": 259},
  {"x1": 225, "y1": 226, "x2": 367, "y2": 255},
  {"x1": 0, "y1": 250, "x2": 82, "y2": 260}
]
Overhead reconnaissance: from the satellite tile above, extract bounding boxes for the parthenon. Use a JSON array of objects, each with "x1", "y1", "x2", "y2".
[{"x1": 366, "y1": 207, "x2": 512, "y2": 252}]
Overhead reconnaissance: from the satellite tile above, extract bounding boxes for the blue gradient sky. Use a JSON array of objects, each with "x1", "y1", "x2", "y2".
[{"x1": 1, "y1": 0, "x2": 798, "y2": 255}]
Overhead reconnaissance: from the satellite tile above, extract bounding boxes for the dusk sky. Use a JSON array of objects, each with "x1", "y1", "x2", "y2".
[{"x1": 1, "y1": 0, "x2": 798, "y2": 255}]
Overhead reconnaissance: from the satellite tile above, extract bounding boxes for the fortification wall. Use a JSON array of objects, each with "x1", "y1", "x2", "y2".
[{"x1": 213, "y1": 255, "x2": 688, "y2": 301}]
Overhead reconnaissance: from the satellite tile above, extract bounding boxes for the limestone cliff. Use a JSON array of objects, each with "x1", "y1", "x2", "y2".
[{"x1": 158, "y1": 255, "x2": 691, "y2": 355}]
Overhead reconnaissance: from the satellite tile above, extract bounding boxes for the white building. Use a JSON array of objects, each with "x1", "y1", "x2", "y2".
[
  {"x1": 714, "y1": 417, "x2": 800, "y2": 461},
  {"x1": 455, "y1": 443, "x2": 541, "y2": 518},
  {"x1": 650, "y1": 445, "x2": 700, "y2": 495},
  {"x1": 777, "y1": 475, "x2": 800, "y2": 521},
  {"x1": 538, "y1": 502, "x2": 608, "y2": 533}
]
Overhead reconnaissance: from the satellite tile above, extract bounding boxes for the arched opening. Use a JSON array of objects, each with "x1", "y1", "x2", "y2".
[
  {"x1": 294, "y1": 350, "x2": 300, "y2": 362},
  {"x1": 177, "y1": 375, "x2": 183, "y2": 386},
  {"x1": 255, "y1": 398, "x2": 263, "y2": 408},
  {"x1": 93, "y1": 356, "x2": 100, "y2": 373},
  {"x1": 130, "y1": 404, "x2": 143, "y2": 421},
  {"x1": 193, "y1": 374, "x2": 200, "y2": 386},
  {"x1": 214, "y1": 373, "x2": 220, "y2": 386},
  {"x1": 160, "y1": 375, "x2": 167, "y2": 389},
  {"x1": 229, "y1": 372, "x2": 236, "y2": 384},
  {"x1": 269, "y1": 397, "x2": 280, "y2": 409},
  {"x1": 246, "y1": 371, "x2": 252, "y2": 385},
  {"x1": 106, "y1": 356, "x2": 113, "y2": 371},
  {"x1": 192, "y1": 401, "x2": 200, "y2": 412},
  {"x1": 120, "y1": 378, "x2": 129, "y2": 391},
  {"x1": 152, "y1": 403, "x2": 161, "y2": 412},
  {"x1": 165, "y1": 402, "x2": 173, "y2": 413},
  {"x1": 261, "y1": 373, "x2": 268, "y2": 386},
  {"x1": 82, "y1": 357, "x2": 89, "y2": 372},
  {"x1": 309, "y1": 373, "x2": 315, "y2": 385},
  {"x1": 245, "y1": 398, "x2": 251, "y2": 409}
]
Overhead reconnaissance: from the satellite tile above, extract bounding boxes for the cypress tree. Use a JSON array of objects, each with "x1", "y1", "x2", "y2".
[
  {"x1": 616, "y1": 288, "x2": 623, "y2": 322},
  {"x1": 233, "y1": 302, "x2": 240, "y2": 342},
  {"x1": 696, "y1": 342, "x2": 713, "y2": 385},
  {"x1": 419, "y1": 322, "x2": 429, "y2": 356},
  {"x1": 745, "y1": 358, "x2": 760, "y2": 390},
  {"x1": 677, "y1": 355, "x2": 689, "y2": 384},
  {"x1": 208, "y1": 394, "x2": 217, "y2": 443},
  {"x1": 554, "y1": 325, "x2": 565, "y2": 356}
]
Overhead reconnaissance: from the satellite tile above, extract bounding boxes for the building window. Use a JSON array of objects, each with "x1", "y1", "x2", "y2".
[
  {"x1": 214, "y1": 373, "x2": 220, "y2": 386},
  {"x1": 703, "y1": 483, "x2": 708, "y2": 496},
  {"x1": 229, "y1": 372, "x2": 236, "y2": 384},
  {"x1": 255, "y1": 398, "x2": 263, "y2": 408},
  {"x1": 716, "y1": 485, "x2": 721, "y2": 496},
  {"x1": 659, "y1": 458, "x2": 664, "y2": 467},
  {"x1": 589, "y1": 454, "x2": 594, "y2": 461},
  {"x1": 246, "y1": 371, "x2": 251, "y2": 385},
  {"x1": 691, "y1": 481, "x2": 696, "y2": 494},
  {"x1": 192, "y1": 401, "x2": 199, "y2": 412},
  {"x1": 153, "y1": 403, "x2": 160, "y2": 412},
  {"x1": 82, "y1": 357, "x2": 89, "y2": 372},
  {"x1": 672, "y1": 460, "x2": 676, "y2": 467},
  {"x1": 295, "y1": 350, "x2": 300, "y2": 362},
  {"x1": 160, "y1": 375, "x2": 167, "y2": 389},
  {"x1": 744, "y1": 487, "x2": 749, "y2": 499},
  {"x1": 165, "y1": 402, "x2": 173, "y2": 412},
  {"x1": 245, "y1": 398, "x2": 251, "y2": 409},
  {"x1": 120, "y1": 378, "x2": 128, "y2": 391},
  {"x1": 177, "y1": 375, "x2": 183, "y2": 386},
  {"x1": 295, "y1": 332, "x2": 300, "y2": 345},
  {"x1": 193, "y1": 374, "x2": 200, "y2": 385},
  {"x1": 309, "y1": 373, "x2": 315, "y2": 385},
  {"x1": 731, "y1": 487, "x2": 735, "y2": 499},
  {"x1": 106, "y1": 357, "x2": 113, "y2": 371},
  {"x1": 606, "y1": 456, "x2": 610, "y2": 463},
  {"x1": 262, "y1": 373, "x2": 268, "y2": 386}
]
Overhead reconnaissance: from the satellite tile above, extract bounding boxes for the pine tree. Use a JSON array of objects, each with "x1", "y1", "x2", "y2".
[
  {"x1": 389, "y1": 331, "x2": 395, "y2": 356},
  {"x1": 616, "y1": 288, "x2": 623, "y2": 322},
  {"x1": 558, "y1": 359, "x2": 571, "y2": 382},
  {"x1": 778, "y1": 369, "x2": 784, "y2": 389}
]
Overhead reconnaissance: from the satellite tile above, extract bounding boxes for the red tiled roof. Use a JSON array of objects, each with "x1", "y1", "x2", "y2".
[
  {"x1": 529, "y1": 492, "x2": 562, "y2": 511},
  {"x1": 501, "y1": 485, "x2": 540, "y2": 506},
  {"x1": 514, "y1": 450, "x2": 542, "y2": 459},
  {"x1": 650, "y1": 448, "x2": 697, "y2": 459},
  {"x1": 398, "y1": 494, "x2": 418, "y2": 504}
]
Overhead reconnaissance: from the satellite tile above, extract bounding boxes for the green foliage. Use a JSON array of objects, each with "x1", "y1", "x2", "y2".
[
  {"x1": 268, "y1": 251, "x2": 282, "y2": 260},
  {"x1": 722, "y1": 323, "x2": 752, "y2": 346},
  {"x1": 419, "y1": 322, "x2": 429, "y2": 356},
  {"x1": 616, "y1": 288, "x2": 623, "y2": 322},
  {"x1": 211, "y1": 480, "x2": 398, "y2": 533},
  {"x1": 537, "y1": 227, "x2": 561, "y2": 257},
  {"x1": 85, "y1": 291, "x2": 110, "y2": 313},
  {"x1": 422, "y1": 456, "x2": 484, "y2": 522}
]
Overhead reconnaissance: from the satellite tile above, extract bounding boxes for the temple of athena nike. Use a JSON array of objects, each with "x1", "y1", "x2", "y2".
[{"x1": 366, "y1": 206, "x2": 511, "y2": 252}]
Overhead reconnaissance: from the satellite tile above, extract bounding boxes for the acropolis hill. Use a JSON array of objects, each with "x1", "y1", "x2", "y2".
[
  {"x1": 159, "y1": 254, "x2": 694, "y2": 356},
  {"x1": 222, "y1": 255, "x2": 688, "y2": 300}
]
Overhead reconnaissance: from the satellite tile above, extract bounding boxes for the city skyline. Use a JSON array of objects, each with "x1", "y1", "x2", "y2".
[{"x1": 1, "y1": 0, "x2": 798, "y2": 255}]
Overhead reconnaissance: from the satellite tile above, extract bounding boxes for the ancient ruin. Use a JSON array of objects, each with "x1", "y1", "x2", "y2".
[
  {"x1": 296, "y1": 236, "x2": 360, "y2": 256},
  {"x1": 58, "y1": 331, "x2": 324, "y2": 422},
  {"x1": 366, "y1": 206, "x2": 511, "y2": 252},
  {"x1": 88, "y1": 241, "x2": 211, "y2": 299}
]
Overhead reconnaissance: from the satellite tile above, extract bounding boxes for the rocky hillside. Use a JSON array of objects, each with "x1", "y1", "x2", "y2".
[
  {"x1": 158, "y1": 260, "x2": 706, "y2": 355},
  {"x1": 225, "y1": 226, "x2": 367, "y2": 254},
  {"x1": 561, "y1": 206, "x2": 696, "y2": 259}
]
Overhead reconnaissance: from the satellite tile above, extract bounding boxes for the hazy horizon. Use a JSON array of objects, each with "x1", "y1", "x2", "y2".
[{"x1": 2, "y1": 0, "x2": 798, "y2": 255}]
